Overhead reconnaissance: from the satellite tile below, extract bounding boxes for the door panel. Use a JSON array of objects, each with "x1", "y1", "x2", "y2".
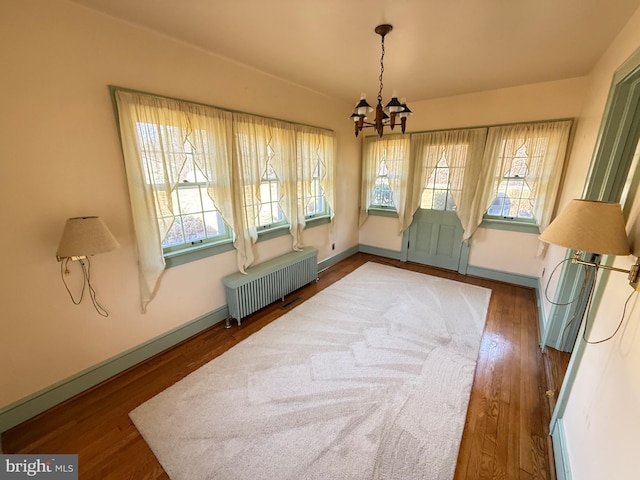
[{"x1": 407, "y1": 209, "x2": 463, "y2": 271}]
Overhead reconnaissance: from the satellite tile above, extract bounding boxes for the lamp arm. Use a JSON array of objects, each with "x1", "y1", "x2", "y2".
[{"x1": 571, "y1": 251, "x2": 640, "y2": 288}]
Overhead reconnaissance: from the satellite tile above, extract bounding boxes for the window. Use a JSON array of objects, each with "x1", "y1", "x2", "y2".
[
  {"x1": 420, "y1": 153, "x2": 457, "y2": 211},
  {"x1": 132, "y1": 121, "x2": 231, "y2": 253},
  {"x1": 244, "y1": 160, "x2": 286, "y2": 230},
  {"x1": 372, "y1": 159, "x2": 395, "y2": 207},
  {"x1": 115, "y1": 88, "x2": 335, "y2": 308},
  {"x1": 360, "y1": 123, "x2": 567, "y2": 239},
  {"x1": 486, "y1": 144, "x2": 534, "y2": 220},
  {"x1": 482, "y1": 120, "x2": 572, "y2": 227},
  {"x1": 361, "y1": 135, "x2": 410, "y2": 220},
  {"x1": 305, "y1": 158, "x2": 327, "y2": 217},
  {"x1": 158, "y1": 142, "x2": 230, "y2": 251}
]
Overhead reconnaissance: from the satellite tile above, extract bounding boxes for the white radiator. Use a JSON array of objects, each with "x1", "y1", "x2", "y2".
[{"x1": 223, "y1": 247, "x2": 318, "y2": 325}]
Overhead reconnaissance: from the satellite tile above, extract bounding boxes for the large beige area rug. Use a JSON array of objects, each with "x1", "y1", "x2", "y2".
[{"x1": 130, "y1": 262, "x2": 492, "y2": 480}]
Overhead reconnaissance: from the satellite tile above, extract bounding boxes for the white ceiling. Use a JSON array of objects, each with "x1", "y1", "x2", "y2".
[{"x1": 71, "y1": 0, "x2": 640, "y2": 105}]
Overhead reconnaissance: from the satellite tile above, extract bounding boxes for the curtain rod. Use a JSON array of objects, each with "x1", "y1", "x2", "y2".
[
  {"x1": 108, "y1": 85, "x2": 335, "y2": 134},
  {"x1": 361, "y1": 117, "x2": 574, "y2": 139}
]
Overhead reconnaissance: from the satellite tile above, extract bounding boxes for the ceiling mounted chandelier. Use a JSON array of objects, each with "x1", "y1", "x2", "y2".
[{"x1": 350, "y1": 24, "x2": 413, "y2": 138}]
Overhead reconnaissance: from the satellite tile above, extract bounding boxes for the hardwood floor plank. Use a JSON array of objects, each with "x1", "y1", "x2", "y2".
[{"x1": 2, "y1": 253, "x2": 554, "y2": 479}]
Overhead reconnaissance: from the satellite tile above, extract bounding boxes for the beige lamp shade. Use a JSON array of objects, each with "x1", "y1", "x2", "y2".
[
  {"x1": 56, "y1": 216, "x2": 120, "y2": 260},
  {"x1": 539, "y1": 199, "x2": 630, "y2": 255}
]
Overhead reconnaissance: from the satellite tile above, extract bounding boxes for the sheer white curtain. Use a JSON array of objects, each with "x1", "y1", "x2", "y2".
[
  {"x1": 295, "y1": 125, "x2": 336, "y2": 228},
  {"x1": 116, "y1": 90, "x2": 336, "y2": 307},
  {"x1": 232, "y1": 116, "x2": 336, "y2": 266},
  {"x1": 360, "y1": 134, "x2": 411, "y2": 230},
  {"x1": 405, "y1": 128, "x2": 487, "y2": 238},
  {"x1": 470, "y1": 120, "x2": 572, "y2": 241},
  {"x1": 115, "y1": 91, "x2": 233, "y2": 311},
  {"x1": 231, "y1": 114, "x2": 297, "y2": 269}
]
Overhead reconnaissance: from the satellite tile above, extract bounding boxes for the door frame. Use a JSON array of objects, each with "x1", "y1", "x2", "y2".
[
  {"x1": 542, "y1": 51, "x2": 640, "y2": 351},
  {"x1": 549, "y1": 47, "x2": 640, "y2": 479}
]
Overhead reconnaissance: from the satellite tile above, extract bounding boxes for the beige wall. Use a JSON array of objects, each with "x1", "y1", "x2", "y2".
[
  {"x1": 359, "y1": 77, "x2": 588, "y2": 276},
  {"x1": 0, "y1": 0, "x2": 359, "y2": 408},
  {"x1": 542, "y1": 5, "x2": 640, "y2": 478}
]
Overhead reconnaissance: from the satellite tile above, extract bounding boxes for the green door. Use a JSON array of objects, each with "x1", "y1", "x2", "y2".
[
  {"x1": 406, "y1": 208, "x2": 463, "y2": 270},
  {"x1": 404, "y1": 154, "x2": 465, "y2": 271}
]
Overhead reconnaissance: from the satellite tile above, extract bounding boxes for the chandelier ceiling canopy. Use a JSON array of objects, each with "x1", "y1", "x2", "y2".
[{"x1": 350, "y1": 24, "x2": 413, "y2": 138}]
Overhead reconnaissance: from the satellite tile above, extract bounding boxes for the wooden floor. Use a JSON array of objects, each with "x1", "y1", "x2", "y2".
[
  {"x1": 3, "y1": 253, "x2": 557, "y2": 479},
  {"x1": 542, "y1": 346, "x2": 571, "y2": 420}
]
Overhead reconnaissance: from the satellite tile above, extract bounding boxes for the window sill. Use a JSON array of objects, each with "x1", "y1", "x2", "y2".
[
  {"x1": 306, "y1": 215, "x2": 332, "y2": 227},
  {"x1": 164, "y1": 215, "x2": 332, "y2": 268},
  {"x1": 164, "y1": 239, "x2": 235, "y2": 268},
  {"x1": 479, "y1": 218, "x2": 540, "y2": 234},
  {"x1": 368, "y1": 207, "x2": 399, "y2": 218}
]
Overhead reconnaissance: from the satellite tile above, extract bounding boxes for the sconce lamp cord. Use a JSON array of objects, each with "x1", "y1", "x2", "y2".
[
  {"x1": 544, "y1": 257, "x2": 592, "y2": 307},
  {"x1": 545, "y1": 257, "x2": 638, "y2": 345},
  {"x1": 581, "y1": 265, "x2": 637, "y2": 344},
  {"x1": 60, "y1": 257, "x2": 109, "y2": 317}
]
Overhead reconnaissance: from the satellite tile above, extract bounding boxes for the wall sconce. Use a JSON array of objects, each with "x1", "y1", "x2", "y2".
[
  {"x1": 539, "y1": 199, "x2": 640, "y2": 286},
  {"x1": 540, "y1": 199, "x2": 640, "y2": 343},
  {"x1": 56, "y1": 216, "x2": 119, "y2": 316}
]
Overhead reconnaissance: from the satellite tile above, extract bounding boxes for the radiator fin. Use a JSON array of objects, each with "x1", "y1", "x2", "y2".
[{"x1": 223, "y1": 247, "x2": 318, "y2": 325}]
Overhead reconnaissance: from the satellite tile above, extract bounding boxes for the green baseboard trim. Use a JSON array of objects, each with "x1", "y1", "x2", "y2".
[
  {"x1": 466, "y1": 265, "x2": 539, "y2": 289},
  {"x1": 0, "y1": 306, "x2": 229, "y2": 434},
  {"x1": 551, "y1": 418, "x2": 572, "y2": 480},
  {"x1": 358, "y1": 244, "x2": 403, "y2": 260},
  {"x1": 318, "y1": 245, "x2": 359, "y2": 272},
  {"x1": 1, "y1": 252, "x2": 544, "y2": 435}
]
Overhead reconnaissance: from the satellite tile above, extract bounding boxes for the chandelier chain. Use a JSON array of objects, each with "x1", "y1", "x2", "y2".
[{"x1": 378, "y1": 35, "x2": 385, "y2": 103}]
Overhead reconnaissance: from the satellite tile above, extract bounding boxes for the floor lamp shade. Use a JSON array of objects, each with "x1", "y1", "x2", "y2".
[
  {"x1": 539, "y1": 200, "x2": 630, "y2": 256},
  {"x1": 56, "y1": 216, "x2": 119, "y2": 259}
]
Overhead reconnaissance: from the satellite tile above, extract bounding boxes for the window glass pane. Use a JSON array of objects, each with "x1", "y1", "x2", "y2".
[
  {"x1": 269, "y1": 182, "x2": 279, "y2": 201},
  {"x1": 162, "y1": 217, "x2": 184, "y2": 247},
  {"x1": 445, "y1": 192, "x2": 457, "y2": 211},
  {"x1": 258, "y1": 204, "x2": 275, "y2": 225},
  {"x1": 201, "y1": 188, "x2": 216, "y2": 211},
  {"x1": 374, "y1": 186, "x2": 394, "y2": 207},
  {"x1": 306, "y1": 196, "x2": 324, "y2": 216},
  {"x1": 271, "y1": 202, "x2": 281, "y2": 222},
  {"x1": 432, "y1": 190, "x2": 447, "y2": 210},
  {"x1": 421, "y1": 189, "x2": 434, "y2": 209},
  {"x1": 487, "y1": 194, "x2": 507, "y2": 216},
  {"x1": 259, "y1": 183, "x2": 271, "y2": 202},
  {"x1": 489, "y1": 176, "x2": 534, "y2": 219},
  {"x1": 434, "y1": 168, "x2": 448, "y2": 187},
  {"x1": 181, "y1": 214, "x2": 206, "y2": 242},
  {"x1": 304, "y1": 159, "x2": 328, "y2": 218},
  {"x1": 177, "y1": 186, "x2": 202, "y2": 214},
  {"x1": 203, "y1": 211, "x2": 224, "y2": 237},
  {"x1": 377, "y1": 160, "x2": 389, "y2": 176},
  {"x1": 162, "y1": 182, "x2": 229, "y2": 249}
]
